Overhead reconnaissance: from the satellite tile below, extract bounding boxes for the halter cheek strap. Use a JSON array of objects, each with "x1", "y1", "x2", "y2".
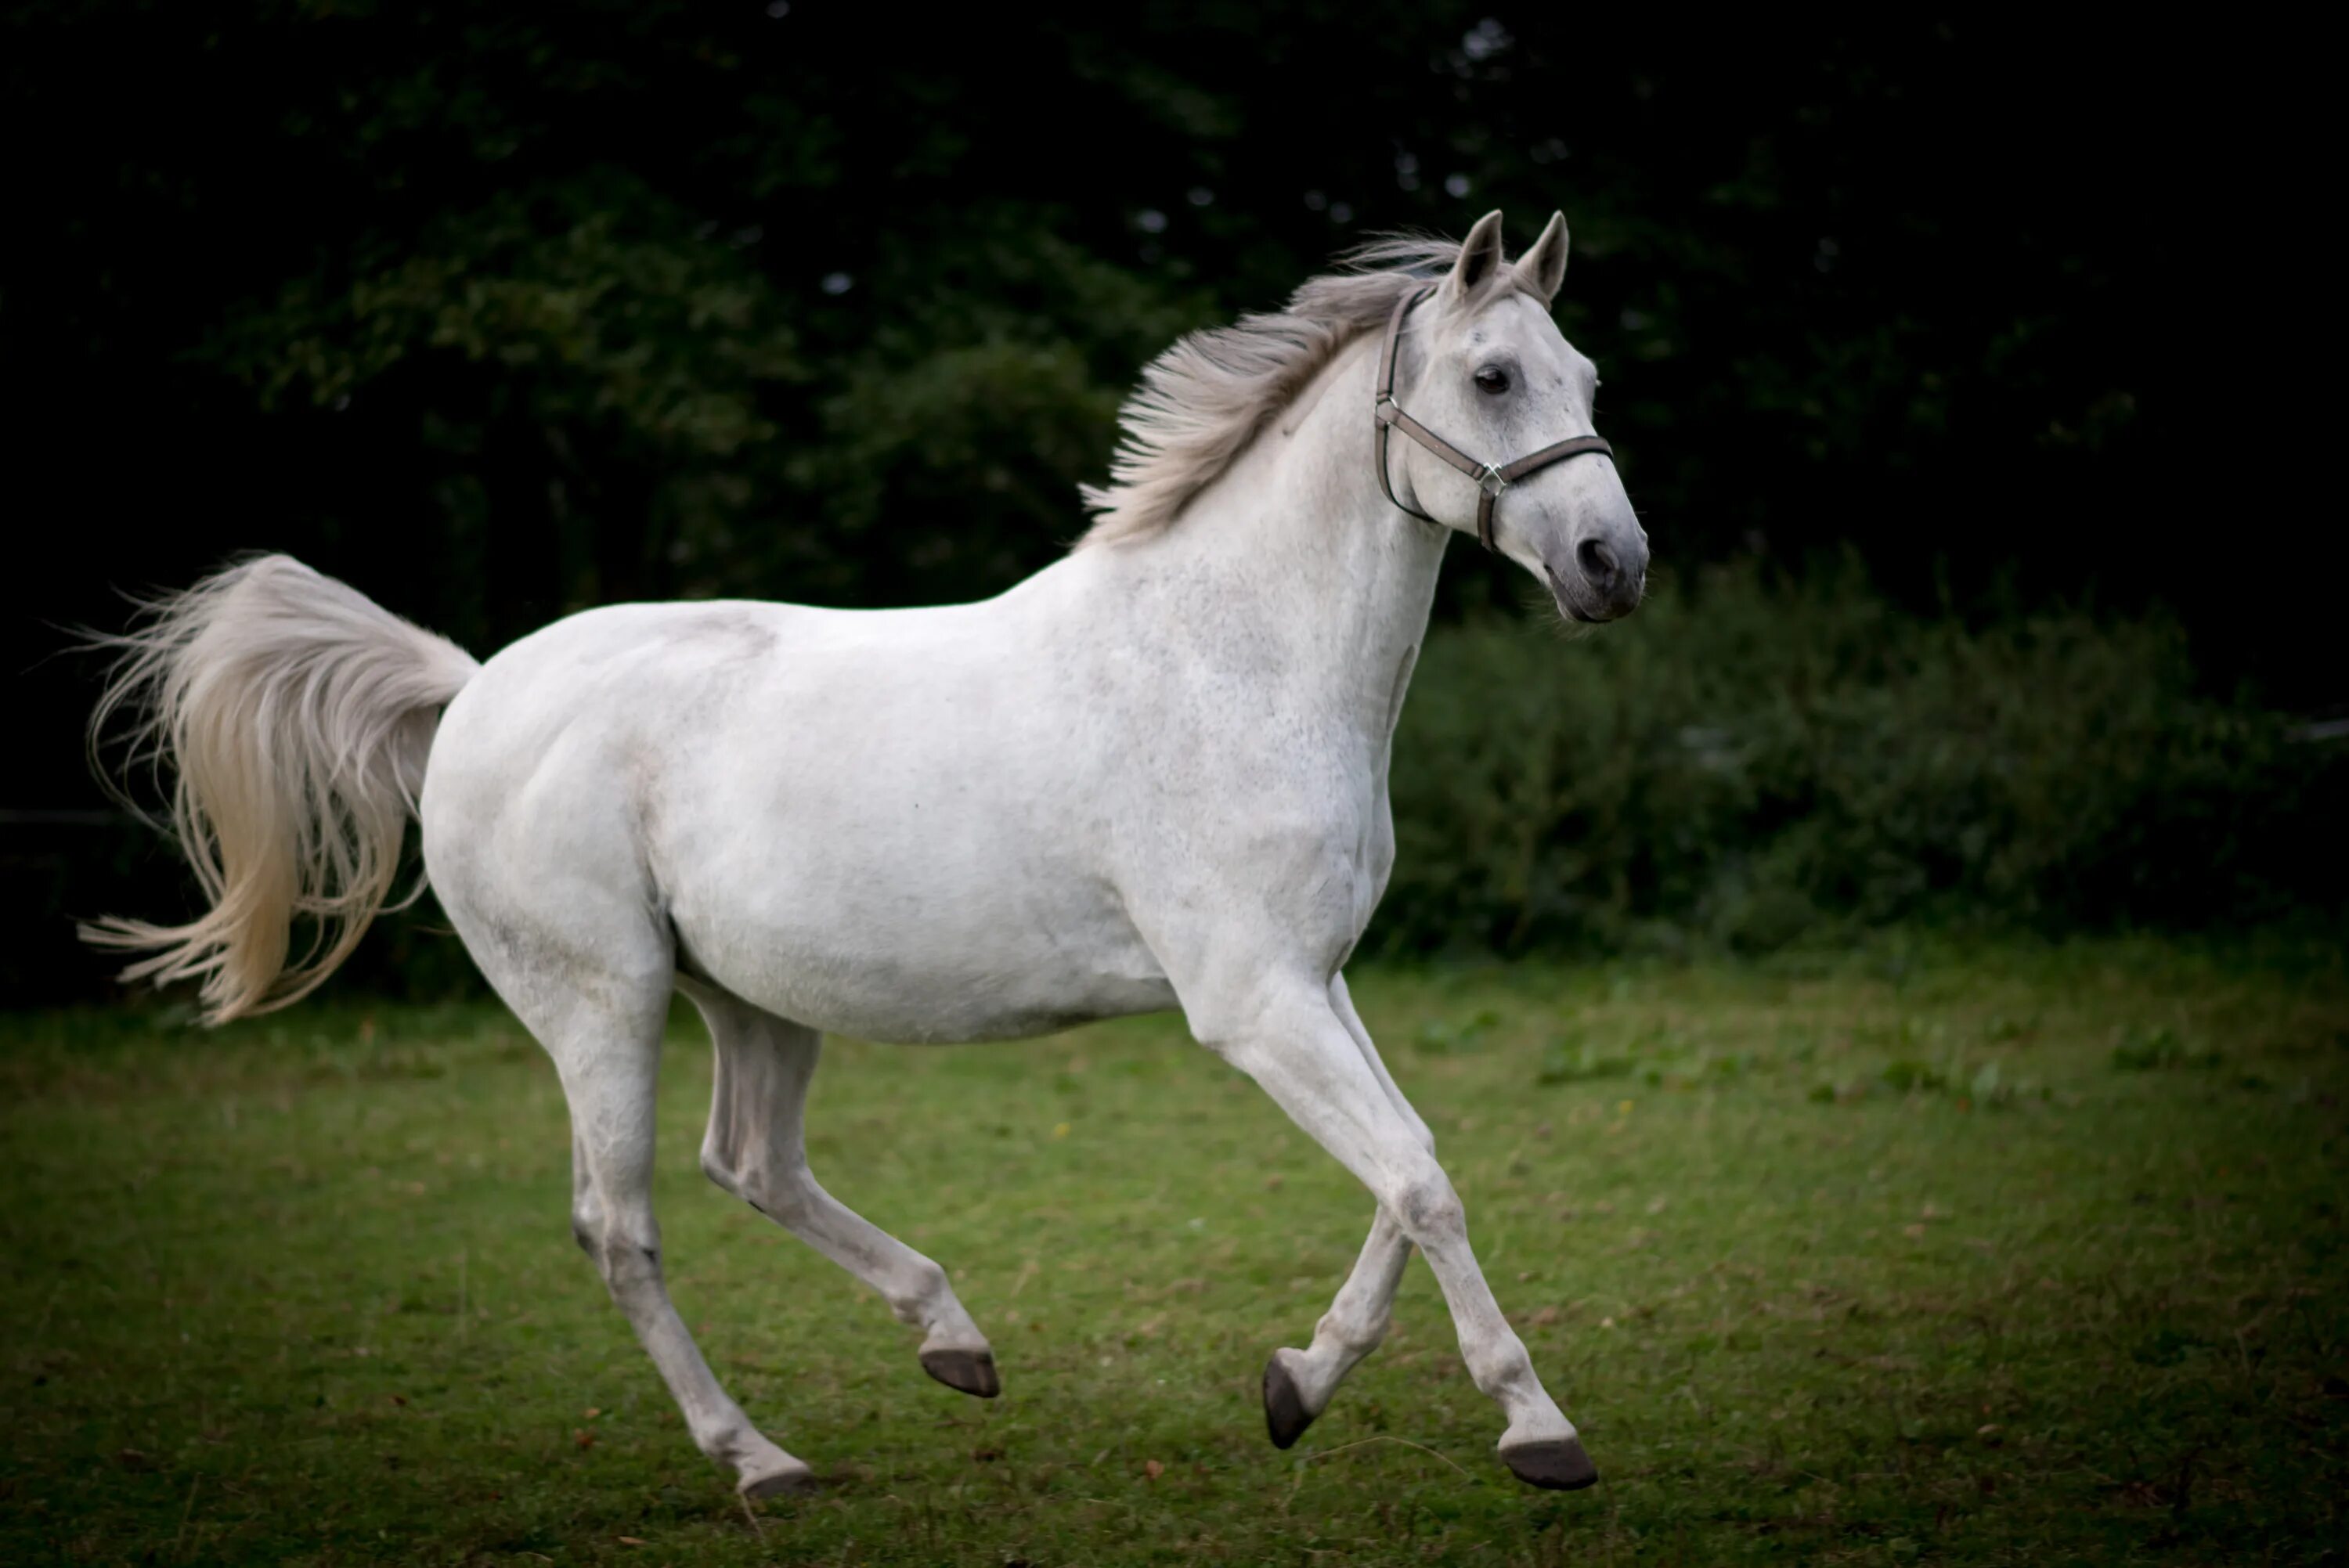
[{"x1": 1373, "y1": 284, "x2": 1617, "y2": 553}]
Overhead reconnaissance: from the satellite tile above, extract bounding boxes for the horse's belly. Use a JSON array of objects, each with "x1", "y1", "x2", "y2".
[{"x1": 671, "y1": 873, "x2": 1176, "y2": 1044}]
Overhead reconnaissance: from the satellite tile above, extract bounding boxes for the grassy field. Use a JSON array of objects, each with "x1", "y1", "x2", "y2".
[{"x1": 2, "y1": 937, "x2": 2344, "y2": 1565}]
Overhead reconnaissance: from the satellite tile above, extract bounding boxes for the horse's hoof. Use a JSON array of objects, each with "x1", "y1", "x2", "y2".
[
  {"x1": 1499, "y1": 1435, "x2": 1599, "y2": 1491},
  {"x1": 920, "y1": 1346, "x2": 1001, "y2": 1399},
  {"x1": 1263, "y1": 1352, "x2": 1315, "y2": 1450},
  {"x1": 738, "y1": 1459, "x2": 819, "y2": 1500}
]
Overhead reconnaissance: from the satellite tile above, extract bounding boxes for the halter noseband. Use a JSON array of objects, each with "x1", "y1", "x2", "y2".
[{"x1": 1373, "y1": 284, "x2": 1616, "y2": 553}]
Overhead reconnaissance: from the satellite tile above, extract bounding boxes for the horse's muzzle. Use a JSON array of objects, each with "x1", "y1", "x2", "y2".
[{"x1": 1546, "y1": 530, "x2": 1647, "y2": 622}]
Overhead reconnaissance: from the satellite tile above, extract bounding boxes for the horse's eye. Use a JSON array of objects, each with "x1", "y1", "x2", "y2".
[{"x1": 1474, "y1": 366, "x2": 1510, "y2": 396}]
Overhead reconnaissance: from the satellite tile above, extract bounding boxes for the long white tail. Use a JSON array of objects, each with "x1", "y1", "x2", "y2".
[{"x1": 81, "y1": 554, "x2": 480, "y2": 1024}]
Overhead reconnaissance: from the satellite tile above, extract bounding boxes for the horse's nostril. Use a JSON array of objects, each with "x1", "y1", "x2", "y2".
[{"x1": 1576, "y1": 536, "x2": 1618, "y2": 587}]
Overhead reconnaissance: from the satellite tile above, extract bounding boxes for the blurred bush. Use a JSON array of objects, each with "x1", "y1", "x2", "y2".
[{"x1": 1373, "y1": 560, "x2": 2345, "y2": 957}]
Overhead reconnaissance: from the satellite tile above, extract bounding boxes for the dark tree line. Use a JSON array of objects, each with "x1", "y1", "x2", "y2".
[{"x1": 2, "y1": 4, "x2": 2324, "y2": 1000}]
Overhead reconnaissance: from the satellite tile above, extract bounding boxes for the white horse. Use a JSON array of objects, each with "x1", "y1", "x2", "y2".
[{"x1": 85, "y1": 211, "x2": 1646, "y2": 1497}]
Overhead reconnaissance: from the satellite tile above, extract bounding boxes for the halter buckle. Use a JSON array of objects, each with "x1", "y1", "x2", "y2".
[{"x1": 1477, "y1": 463, "x2": 1509, "y2": 499}]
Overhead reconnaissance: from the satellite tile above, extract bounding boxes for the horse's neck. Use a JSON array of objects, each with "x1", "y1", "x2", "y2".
[{"x1": 1109, "y1": 340, "x2": 1450, "y2": 744}]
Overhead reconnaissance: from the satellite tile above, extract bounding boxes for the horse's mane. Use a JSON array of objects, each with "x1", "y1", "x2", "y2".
[{"x1": 1076, "y1": 236, "x2": 1468, "y2": 547}]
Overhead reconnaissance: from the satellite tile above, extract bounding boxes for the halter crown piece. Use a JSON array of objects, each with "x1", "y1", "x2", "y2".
[{"x1": 1373, "y1": 284, "x2": 1616, "y2": 552}]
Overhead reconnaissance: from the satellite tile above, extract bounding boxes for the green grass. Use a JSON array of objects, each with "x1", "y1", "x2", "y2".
[{"x1": 3, "y1": 936, "x2": 2346, "y2": 1565}]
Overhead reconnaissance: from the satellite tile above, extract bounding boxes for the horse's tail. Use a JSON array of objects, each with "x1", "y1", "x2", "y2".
[{"x1": 80, "y1": 554, "x2": 480, "y2": 1025}]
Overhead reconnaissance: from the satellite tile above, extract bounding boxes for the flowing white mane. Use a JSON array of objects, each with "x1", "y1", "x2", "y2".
[{"x1": 1077, "y1": 236, "x2": 1470, "y2": 546}]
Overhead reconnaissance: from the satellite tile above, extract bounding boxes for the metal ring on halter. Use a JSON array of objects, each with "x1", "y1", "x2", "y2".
[{"x1": 1371, "y1": 283, "x2": 1616, "y2": 554}]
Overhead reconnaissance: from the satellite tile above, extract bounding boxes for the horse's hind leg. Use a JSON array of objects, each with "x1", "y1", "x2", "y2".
[
  {"x1": 558, "y1": 997, "x2": 815, "y2": 1497},
  {"x1": 682, "y1": 980, "x2": 999, "y2": 1397},
  {"x1": 468, "y1": 917, "x2": 814, "y2": 1498}
]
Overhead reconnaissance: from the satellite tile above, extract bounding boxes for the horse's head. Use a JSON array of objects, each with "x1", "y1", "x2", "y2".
[{"x1": 1386, "y1": 211, "x2": 1646, "y2": 622}]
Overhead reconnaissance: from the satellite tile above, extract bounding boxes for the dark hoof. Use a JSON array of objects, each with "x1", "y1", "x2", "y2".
[
  {"x1": 1500, "y1": 1436, "x2": 1600, "y2": 1491},
  {"x1": 739, "y1": 1462, "x2": 819, "y2": 1500},
  {"x1": 1263, "y1": 1353, "x2": 1318, "y2": 1449},
  {"x1": 920, "y1": 1346, "x2": 1001, "y2": 1399}
]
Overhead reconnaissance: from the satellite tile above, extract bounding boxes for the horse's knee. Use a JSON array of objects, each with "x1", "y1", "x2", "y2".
[{"x1": 1392, "y1": 1168, "x2": 1466, "y2": 1243}]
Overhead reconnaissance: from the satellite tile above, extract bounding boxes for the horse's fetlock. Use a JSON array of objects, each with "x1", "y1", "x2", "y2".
[
  {"x1": 1320, "y1": 1303, "x2": 1390, "y2": 1354},
  {"x1": 692, "y1": 1419, "x2": 760, "y2": 1466},
  {"x1": 882, "y1": 1258, "x2": 951, "y2": 1325}
]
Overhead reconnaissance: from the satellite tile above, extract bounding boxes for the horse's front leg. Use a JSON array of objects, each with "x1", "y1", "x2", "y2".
[
  {"x1": 1264, "y1": 1206, "x2": 1412, "y2": 1448},
  {"x1": 1263, "y1": 974, "x2": 1423, "y2": 1448},
  {"x1": 1202, "y1": 973, "x2": 1596, "y2": 1491}
]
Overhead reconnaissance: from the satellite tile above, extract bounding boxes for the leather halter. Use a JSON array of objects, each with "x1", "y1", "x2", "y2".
[{"x1": 1373, "y1": 284, "x2": 1615, "y2": 553}]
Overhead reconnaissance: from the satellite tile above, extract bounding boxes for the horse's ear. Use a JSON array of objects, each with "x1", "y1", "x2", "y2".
[
  {"x1": 1513, "y1": 211, "x2": 1570, "y2": 305},
  {"x1": 1442, "y1": 211, "x2": 1507, "y2": 305}
]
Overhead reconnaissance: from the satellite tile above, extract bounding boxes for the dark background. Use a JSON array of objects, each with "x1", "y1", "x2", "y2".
[{"x1": 3, "y1": 4, "x2": 2332, "y2": 1004}]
